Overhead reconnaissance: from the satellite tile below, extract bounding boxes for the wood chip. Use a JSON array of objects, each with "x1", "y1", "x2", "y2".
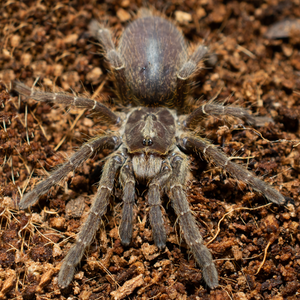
[
  {"x1": 117, "y1": 8, "x2": 131, "y2": 22},
  {"x1": 110, "y1": 274, "x2": 144, "y2": 300},
  {"x1": 175, "y1": 11, "x2": 192, "y2": 23}
]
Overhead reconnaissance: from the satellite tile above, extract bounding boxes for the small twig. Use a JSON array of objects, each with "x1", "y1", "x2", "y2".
[
  {"x1": 25, "y1": 103, "x2": 30, "y2": 145},
  {"x1": 220, "y1": 285, "x2": 234, "y2": 300},
  {"x1": 207, "y1": 203, "x2": 272, "y2": 245},
  {"x1": 229, "y1": 155, "x2": 255, "y2": 160},
  {"x1": 214, "y1": 252, "x2": 263, "y2": 261},
  {"x1": 94, "y1": 259, "x2": 121, "y2": 288},
  {"x1": 2, "y1": 119, "x2": 7, "y2": 132},
  {"x1": 21, "y1": 168, "x2": 34, "y2": 196},
  {"x1": 237, "y1": 44, "x2": 256, "y2": 59},
  {"x1": 250, "y1": 128, "x2": 300, "y2": 147},
  {"x1": 10, "y1": 156, "x2": 15, "y2": 185},
  {"x1": 255, "y1": 239, "x2": 273, "y2": 275}
]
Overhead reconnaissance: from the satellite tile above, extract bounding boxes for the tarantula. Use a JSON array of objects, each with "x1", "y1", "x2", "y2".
[{"x1": 14, "y1": 10, "x2": 286, "y2": 289}]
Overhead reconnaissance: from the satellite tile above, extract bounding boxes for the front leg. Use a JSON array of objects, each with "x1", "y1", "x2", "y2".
[
  {"x1": 58, "y1": 151, "x2": 125, "y2": 288},
  {"x1": 167, "y1": 151, "x2": 218, "y2": 289}
]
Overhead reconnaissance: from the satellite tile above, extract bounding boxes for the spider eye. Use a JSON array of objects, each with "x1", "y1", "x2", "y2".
[{"x1": 143, "y1": 137, "x2": 153, "y2": 146}]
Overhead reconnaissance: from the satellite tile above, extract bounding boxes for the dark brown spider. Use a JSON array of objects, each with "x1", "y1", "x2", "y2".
[{"x1": 13, "y1": 9, "x2": 286, "y2": 289}]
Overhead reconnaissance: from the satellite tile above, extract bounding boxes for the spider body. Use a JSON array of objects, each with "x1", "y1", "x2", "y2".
[{"x1": 14, "y1": 10, "x2": 287, "y2": 291}]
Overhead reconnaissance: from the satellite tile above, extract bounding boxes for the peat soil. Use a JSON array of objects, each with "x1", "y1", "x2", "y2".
[{"x1": 0, "y1": 0, "x2": 300, "y2": 299}]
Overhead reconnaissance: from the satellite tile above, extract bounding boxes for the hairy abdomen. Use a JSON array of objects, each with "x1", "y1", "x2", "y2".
[{"x1": 119, "y1": 16, "x2": 187, "y2": 107}]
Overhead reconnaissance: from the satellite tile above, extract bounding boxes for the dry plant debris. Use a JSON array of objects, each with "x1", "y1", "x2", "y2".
[{"x1": 0, "y1": 0, "x2": 300, "y2": 299}]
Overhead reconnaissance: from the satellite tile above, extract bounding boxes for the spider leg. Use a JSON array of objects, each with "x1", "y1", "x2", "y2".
[
  {"x1": 19, "y1": 135, "x2": 121, "y2": 209},
  {"x1": 89, "y1": 21, "x2": 127, "y2": 104},
  {"x1": 58, "y1": 151, "x2": 125, "y2": 288},
  {"x1": 119, "y1": 159, "x2": 136, "y2": 246},
  {"x1": 184, "y1": 102, "x2": 255, "y2": 128},
  {"x1": 179, "y1": 136, "x2": 286, "y2": 205},
  {"x1": 13, "y1": 81, "x2": 120, "y2": 124},
  {"x1": 167, "y1": 151, "x2": 218, "y2": 288},
  {"x1": 177, "y1": 45, "x2": 208, "y2": 107},
  {"x1": 147, "y1": 160, "x2": 172, "y2": 249}
]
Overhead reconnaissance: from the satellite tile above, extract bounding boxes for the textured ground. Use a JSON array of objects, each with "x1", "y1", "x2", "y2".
[{"x1": 0, "y1": 0, "x2": 300, "y2": 299}]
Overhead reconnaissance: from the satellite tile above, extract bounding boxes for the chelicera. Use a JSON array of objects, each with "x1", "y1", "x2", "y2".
[{"x1": 13, "y1": 9, "x2": 287, "y2": 289}]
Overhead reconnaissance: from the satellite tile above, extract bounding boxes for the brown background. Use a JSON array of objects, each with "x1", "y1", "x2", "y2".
[{"x1": 0, "y1": 0, "x2": 300, "y2": 299}]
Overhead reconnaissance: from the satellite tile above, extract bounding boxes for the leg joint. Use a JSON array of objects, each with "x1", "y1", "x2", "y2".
[
  {"x1": 92, "y1": 100, "x2": 97, "y2": 110},
  {"x1": 112, "y1": 154, "x2": 125, "y2": 165},
  {"x1": 170, "y1": 183, "x2": 183, "y2": 190},
  {"x1": 203, "y1": 145, "x2": 212, "y2": 155},
  {"x1": 224, "y1": 158, "x2": 229, "y2": 167},
  {"x1": 87, "y1": 144, "x2": 94, "y2": 153}
]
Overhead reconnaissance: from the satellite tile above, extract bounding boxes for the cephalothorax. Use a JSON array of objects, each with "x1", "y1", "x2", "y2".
[{"x1": 14, "y1": 9, "x2": 286, "y2": 289}]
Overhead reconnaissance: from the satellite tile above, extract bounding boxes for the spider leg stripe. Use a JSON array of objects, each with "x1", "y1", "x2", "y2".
[
  {"x1": 178, "y1": 45, "x2": 208, "y2": 80},
  {"x1": 184, "y1": 103, "x2": 255, "y2": 128},
  {"x1": 98, "y1": 185, "x2": 113, "y2": 192},
  {"x1": 12, "y1": 81, "x2": 120, "y2": 124},
  {"x1": 146, "y1": 160, "x2": 172, "y2": 250},
  {"x1": 119, "y1": 159, "x2": 136, "y2": 246},
  {"x1": 223, "y1": 158, "x2": 229, "y2": 167},
  {"x1": 180, "y1": 136, "x2": 286, "y2": 205},
  {"x1": 58, "y1": 152, "x2": 125, "y2": 288},
  {"x1": 87, "y1": 144, "x2": 94, "y2": 153},
  {"x1": 170, "y1": 183, "x2": 184, "y2": 189},
  {"x1": 89, "y1": 21, "x2": 124, "y2": 69},
  {"x1": 168, "y1": 153, "x2": 219, "y2": 289},
  {"x1": 19, "y1": 135, "x2": 120, "y2": 209},
  {"x1": 203, "y1": 145, "x2": 212, "y2": 155},
  {"x1": 89, "y1": 21, "x2": 128, "y2": 104}
]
